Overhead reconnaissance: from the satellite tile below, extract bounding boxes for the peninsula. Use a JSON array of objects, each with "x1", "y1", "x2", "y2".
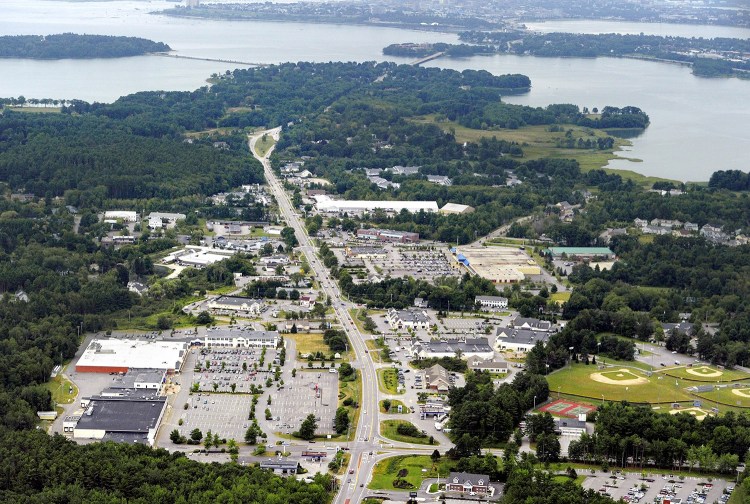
[{"x1": 0, "y1": 34, "x2": 170, "y2": 60}]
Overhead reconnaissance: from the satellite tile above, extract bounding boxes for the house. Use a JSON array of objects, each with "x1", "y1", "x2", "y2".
[
  {"x1": 146, "y1": 212, "x2": 186, "y2": 230},
  {"x1": 259, "y1": 459, "x2": 299, "y2": 475},
  {"x1": 388, "y1": 165, "x2": 420, "y2": 176},
  {"x1": 14, "y1": 289, "x2": 29, "y2": 303},
  {"x1": 701, "y1": 223, "x2": 729, "y2": 244},
  {"x1": 634, "y1": 218, "x2": 648, "y2": 228},
  {"x1": 496, "y1": 328, "x2": 551, "y2": 352},
  {"x1": 212, "y1": 141, "x2": 229, "y2": 150},
  {"x1": 598, "y1": 228, "x2": 627, "y2": 244},
  {"x1": 426, "y1": 175, "x2": 452, "y2": 186},
  {"x1": 423, "y1": 364, "x2": 451, "y2": 392},
  {"x1": 651, "y1": 218, "x2": 683, "y2": 229},
  {"x1": 127, "y1": 281, "x2": 149, "y2": 296},
  {"x1": 468, "y1": 358, "x2": 509, "y2": 374},
  {"x1": 386, "y1": 309, "x2": 431, "y2": 330},
  {"x1": 299, "y1": 295, "x2": 316, "y2": 309},
  {"x1": 662, "y1": 321, "x2": 696, "y2": 337},
  {"x1": 643, "y1": 224, "x2": 671, "y2": 236},
  {"x1": 511, "y1": 317, "x2": 552, "y2": 332},
  {"x1": 446, "y1": 472, "x2": 491, "y2": 495},
  {"x1": 684, "y1": 222, "x2": 699, "y2": 232},
  {"x1": 367, "y1": 175, "x2": 400, "y2": 190},
  {"x1": 413, "y1": 297, "x2": 429, "y2": 309},
  {"x1": 475, "y1": 295, "x2": 508, "y2": 311}
]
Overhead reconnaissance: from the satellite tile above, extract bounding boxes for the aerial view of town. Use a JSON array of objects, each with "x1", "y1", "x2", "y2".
[{"x1": 0, "y1": 0, "x2": 749, "y2": 503}]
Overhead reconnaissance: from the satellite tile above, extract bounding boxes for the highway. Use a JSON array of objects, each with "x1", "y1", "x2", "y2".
[{"x1": 250, "y1": 128, "x2": 388, "y2": 504}]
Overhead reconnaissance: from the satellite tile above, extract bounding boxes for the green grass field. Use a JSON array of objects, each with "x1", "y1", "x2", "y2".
[
  {"x1": 46, "y1": 374, "x2": 78, "y2": 405},
  {"x1": 284, "y1": 332, "x2": 332, "y2": 356},
  {"x1": 547, "y1": 362, "x2": 694, "y2": 404},
  {"x1": 338, "y1": 371, "x2": 362, "y2": 441},
  {"x1": 254, "y1": 134, "x2": 276, "y2": 157},
  {"x1": 378, "y1": 368, "x2": 403, "y2": 395},
  {"x1": 380, "y1": 420, "x2": 433, "y2": 445},
  {"x1": 409, "y1": 115, "x2": 676, "y2": 186},
  {"x1": 664, "y1": 365, "x2": 750, "y2": 383},
  {"x1": 369, "y1": 455, "x2": 454, "y2": 490},
  {"x1": 380, "y1": 399, "x2": 408, "y2": 414},
  {"x1": 692, "y1": 384, "x2": 750, "y2": 409}
]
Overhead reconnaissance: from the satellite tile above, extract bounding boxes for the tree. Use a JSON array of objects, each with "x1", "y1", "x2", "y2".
[
  {"x1": 298, "y1": 413, "x2": 318, "y2": 440},
  {"x1": 431, "y1": 449, "x2": 441, "y2": 462},
  {"x1": 245, "y1": 421, "x2": 261, "y2": 444},
  {"x1": 333, "y1": 407, "x2": 350, "y2": 435},
  {"x1": 170, "y1": 429, "x2": 182, "y2": 444},
  {"x1": 382, "y1": 399, "x2": 392, "y2": 412},
  {"x1": 196, "y1": 311, "x2": 213, "y2": 325},
  {"x1": 190, "y1": 428, "x2": 203, "y2": 442},
  {"x1": 536, "y1": 432, "x2": 561, "y2": 462}
]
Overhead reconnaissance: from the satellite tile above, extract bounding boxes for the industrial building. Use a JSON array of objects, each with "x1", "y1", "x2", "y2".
[
  {"x1": 439, "y1": 203, "x2": 474, "y2": 215},
  {"x1": 313, "y1": 195, "x2": 438, "y2": 214},
  {"x1": 545, "y1": 247, "x2": 615, "y2": 260},
  {"x1": 453, "y1": 246, "x2": 540, "y2": 284},
  {"x1": 75, "y1": 339, "x2": 187, "y2": 374},
  {"x1": 163, "y1": 246, "x2": 239, "y2": 268},
  {"x1": 73, "y1": 395, "x2": 167, "y2": 446},
  {"x1": 356, "y1": 228, "x2": 420, "y2": 243}
]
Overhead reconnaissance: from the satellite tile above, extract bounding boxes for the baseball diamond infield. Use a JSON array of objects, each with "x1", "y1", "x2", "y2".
[{"x1": 590, "y1": 368, "x2": 649, "y2": 386}]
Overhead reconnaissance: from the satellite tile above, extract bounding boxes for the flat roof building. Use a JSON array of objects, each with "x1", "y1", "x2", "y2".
[
  {"x1": 454, "y1": 246, "x2": 540, "y2": 284},
  {"x1": 259, "y1": 459, "x2": 299, "y2": 475},
  {"x1": 475, "y1": 295, "x2": 508, "y2": 311},
  {"x1": 546, "y1": 247, "x2": 615, "y2": 260},
  {"x1": 73, "y1": 395, "x2": 167, "y2": 446},
  {"x1": 75, "y1": 339, "x2": 187, "y2": 374},
  {"x1": 356, "y1": 228, "x2": 420, "y2": 243},
  {"x1": 204, "y1": 328, "x2": 279, "y2": 348},
  {"x1": 313, "y1": 195, "x2": 437, "y2": 214},
  {"x1": 103, "y1": 210, "x2": 137, "y2": 222}
]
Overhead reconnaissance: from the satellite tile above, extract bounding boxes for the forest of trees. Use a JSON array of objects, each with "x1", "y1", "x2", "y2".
[
  {"x1": 447, "y1": 370, "x2": 549, "y2": 451},
  {"x1": 0, "y1": 33, "x2": 170, "y2": 59},
  {"x1": 0, "y1": 429, "x2": 333, "y2": 503},
  {"x1": 568, "y1": 402, "x2": 746, "y2": 474},
  {"x1": 458, "y1": 31, "x2": 750, "y2": 77}
]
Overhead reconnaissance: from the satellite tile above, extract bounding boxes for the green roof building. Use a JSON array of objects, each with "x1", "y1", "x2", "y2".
[{"x1": 545, "y1": 247, "x2": 615, "y2": 259}]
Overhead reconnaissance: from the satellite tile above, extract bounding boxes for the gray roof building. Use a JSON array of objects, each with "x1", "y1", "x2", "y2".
[
  {"x1": 496, "y1": 328, "x2": 551, "y2": 352},
  {"x1": 511, "y1": 316, "x2": 552, "y2": 332},
  {"x1": 74, "y1": 396, "x2": 166, "y2": 446}
]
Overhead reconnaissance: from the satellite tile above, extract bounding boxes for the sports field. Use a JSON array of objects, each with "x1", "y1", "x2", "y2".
[
  {"x1": 547, "y1": 362, "x2": 693, "y2": 404},
  {"x1": 664, "y1": 365, "x2": 750, "y2": 382},
  {"x1": 692, "y1": 384, "x2": 750, "y2": 409},
  {"x1": 538, "y1": 399, "x2": 597, "y2": 418}
]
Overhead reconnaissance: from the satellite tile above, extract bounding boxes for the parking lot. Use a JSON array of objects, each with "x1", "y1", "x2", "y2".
[
  {"x1": 194, "y1": 347, "x2": 278, "y2": 393},
  {"x1": 266, "y1": 369, "x2": 339, "y2": 434},
  {"x1": 334, "y1": 244, "x2": 460, "y2": 282},
  {"x1": 582, "y1": 471, "x2": 735, "y2": 504},
  {"x1": 181, "y1": 392, "x2": 252, "y2": 441}
]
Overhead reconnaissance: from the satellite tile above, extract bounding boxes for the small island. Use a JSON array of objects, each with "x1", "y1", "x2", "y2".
[{"x1": 0, "y1": 33, "x2": 170, "y2": 60}]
